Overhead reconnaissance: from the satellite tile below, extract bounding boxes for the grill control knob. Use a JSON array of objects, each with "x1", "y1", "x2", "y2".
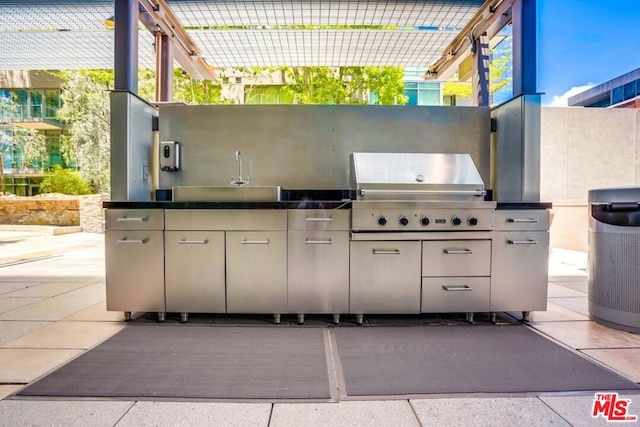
[
  {"x1": 451, "y1": 216, "x2": 462, "y2": 226},
  {"x1": 468, "y1": 216, "x2": 478, "y2": 226},
  {"x1": 399, "y1": 216, "x2": 409, "y2": 226},
  {"x1": 377, "y1": 216, "x2": 387, "y2": 226},
  {"x1": 420, "y1": 216, "x2": 430, "y2": 226}
]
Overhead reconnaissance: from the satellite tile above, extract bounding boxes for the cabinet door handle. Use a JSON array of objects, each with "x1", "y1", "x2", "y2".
[
  {"x1": 242, "y1": 239, "x2": 270, "y2": 245},
  {"x1": 442, "y1": 284, "x2": 472, "y2": 292},
  {"x1": 179, "y1": 239, "x2": 208, "y2": 245},
  {"x1": 443, "y1": 249, "x2": 473, "y2": 254},
  {"x1": 117, "y1": 238, "x2": 148, "y2": 244},
  {"x1": 372, "y1": 249, "x2": 400, "y2": 255},
  {"x1": 116, "y1": 217, "x2": 147, "y2": 222},
  {"x1": 507, "y1": 218, "x2": 538, "y2": 223},
  {"x1": 305, "y1": 217, "x2": 333, "y2": 222},
  {"x1": 507, "y1": 239, "x2": 538, "y2": 245},
  {"x1": 305, "y1": 238, "x2": 332, "y2": 245}
]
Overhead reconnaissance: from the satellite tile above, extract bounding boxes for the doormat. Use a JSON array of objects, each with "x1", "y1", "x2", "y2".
[
  {"x1": 335, "y1": 325, "x2": 640, "y2": 396},
  {"x1": 18, "y1": 325, "x2": 331, "y2": 400}
]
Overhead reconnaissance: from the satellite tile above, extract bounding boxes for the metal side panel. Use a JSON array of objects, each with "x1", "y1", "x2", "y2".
[
  {"x1": 105, "y1": 230, "x2": 165, "y2": 312},
  {"x1": 349, "y1": 240, "x2": 421, "y2": 314},
  {"x1": 165, "y1": 231, "x2": 226, "y2": 313}
]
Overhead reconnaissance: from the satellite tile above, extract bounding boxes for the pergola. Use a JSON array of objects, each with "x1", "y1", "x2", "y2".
[{"x1": 0, "y1": 0, "x2": 537, "y2": 106}]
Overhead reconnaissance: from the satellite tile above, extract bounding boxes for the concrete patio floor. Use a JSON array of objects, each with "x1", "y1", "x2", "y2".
[{"x1": 0, "y1": 231, "x2": 639, "y2": 426}]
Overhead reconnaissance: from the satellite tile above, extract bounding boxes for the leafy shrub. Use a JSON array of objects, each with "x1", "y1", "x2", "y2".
[{"x1": 39, "y1": 166, "x2": 92, "y2": 195}]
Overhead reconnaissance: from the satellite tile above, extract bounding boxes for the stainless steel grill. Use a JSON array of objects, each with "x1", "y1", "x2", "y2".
[{"x1": 349, "y1": 152, "x2": 496, "y2": 232}]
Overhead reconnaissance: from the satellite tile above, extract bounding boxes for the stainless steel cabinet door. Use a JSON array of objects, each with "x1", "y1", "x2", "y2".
[
  {"x1": 287, "y1": 231, "x2": 349, "y2": 313},
  {"x1": 490, "y1": 231, "x2": 549, "y2": 311},
  {"x1": 165, "y1": 231, "x2": 225, "y2": 313},
  {"x1": 349, "y1": 241, "x2": 421, "y2": 314},
  {"x1": 105, "y1": 230, "x2": 165, "y2": 312},
  {"x1": 226, "y1": 231, "x2": 287, "y2": 313}
]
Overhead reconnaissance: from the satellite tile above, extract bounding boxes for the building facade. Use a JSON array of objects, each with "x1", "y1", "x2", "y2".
[{"x1": 568, "y1": 67, "x2": 640, "y2": 108}]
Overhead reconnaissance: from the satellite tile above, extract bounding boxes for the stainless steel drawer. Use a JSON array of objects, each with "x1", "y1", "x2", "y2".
[
  {"x1": 421, "y1": 277, "x2": 490, "y2": 313},
  {"x1": 287, "y1": 209, "x2": 350, "y2": 231},
  {"x1": 165, "y1": 209, "x2": 287, "y2": 231},
  {"x1": 494, "y1": 210, "x2": 549, "y2": 231},
  {"x1": 106, "y1": 209, "x2": 164, "y2": 230},
  {"x1": 422, "y1": 240, "x2": 491, "y2": 277}
]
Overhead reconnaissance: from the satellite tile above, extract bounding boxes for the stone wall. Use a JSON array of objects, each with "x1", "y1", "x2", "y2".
[
  {"x1": 0, "y1": 194, "x2": 109, "y2": 232},
  {"x1": 0, "y1": 197, "x2": 80, "y2": 226}
]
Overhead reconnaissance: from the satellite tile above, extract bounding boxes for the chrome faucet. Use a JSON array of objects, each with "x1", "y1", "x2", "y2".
[{"x1": 231, "y1": 151, "x2": 250, "y2": 186}]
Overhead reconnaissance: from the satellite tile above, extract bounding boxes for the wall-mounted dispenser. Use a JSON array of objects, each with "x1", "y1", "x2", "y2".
[{"x1": 160, "y1": 141, "x2": 180, "y2": 172}]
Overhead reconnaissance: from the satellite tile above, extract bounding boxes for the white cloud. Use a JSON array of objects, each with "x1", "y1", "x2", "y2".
[{"x1": 548, "y1": 84, "x2": 595, "y2": 107}]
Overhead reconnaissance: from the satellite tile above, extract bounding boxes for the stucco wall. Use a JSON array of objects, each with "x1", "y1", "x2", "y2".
[{"x1": 541, "y1": 107, "x2": 640, "y2": 251}]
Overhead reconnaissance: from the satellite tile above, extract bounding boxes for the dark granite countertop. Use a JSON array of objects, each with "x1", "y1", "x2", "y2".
[
  {"x1": 103, "y1": 200, "x2": 352, "y2": 210},
  {"x1": 496, "y1": 202, "x2": 552, "y2": 210}
]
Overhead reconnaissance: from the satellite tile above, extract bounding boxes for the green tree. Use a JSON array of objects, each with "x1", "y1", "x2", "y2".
[
  {"x1": 56, "y1": 70, "x2": 112, "y2": 193},
  {"x1": 281, "y1": 66, "x2": 407, "y2": 105}
]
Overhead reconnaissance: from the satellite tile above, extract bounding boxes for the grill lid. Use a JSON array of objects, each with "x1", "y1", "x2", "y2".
[{"x1": 350, "y1": 152, "x2": 486, "y2": 201}]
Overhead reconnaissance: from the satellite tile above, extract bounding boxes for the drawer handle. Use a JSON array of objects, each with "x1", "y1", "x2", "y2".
[
  {"x1": 507, "y1": 218, "x2": 539, "y2": 223},
  {"x1": 116, "y1": 217, "x2": 147, "y2": 222},
  {"x1": 305, "y1": 239, "x2": 332, "y2": 245},
  {"x1": 305, "y1": 217, "x2": 333, "y2": 222},
  {"x1": 372, "y1": 249, "x2": 400, "y2": 255},
  {"x1": 242, "y1": 239, "x2": 270, "y2": 245},
  {"x1": 443, "y1": 249, "x2": 473, "y2": 254},
  {"x1": 117, "y1": 238, "x2": 148, "y2": 244},
  {"x1": 442, "y1": 284, "x2": 473, "y2": 292},
  {"x1": 179, "y1": 239, "x2": 209, "y2": 245},
  {"x1": 507, "y1": 239, "x2": 538, "y2": 245}
]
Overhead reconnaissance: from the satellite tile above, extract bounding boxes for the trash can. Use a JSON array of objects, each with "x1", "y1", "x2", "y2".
[{"x1": 589, "y1": 186, "x2": 640, "y2": 333}]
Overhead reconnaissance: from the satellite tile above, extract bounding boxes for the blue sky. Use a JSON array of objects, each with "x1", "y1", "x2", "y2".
[{"x1": 537, "y1": 0, "x2": 640, "y2": 106}]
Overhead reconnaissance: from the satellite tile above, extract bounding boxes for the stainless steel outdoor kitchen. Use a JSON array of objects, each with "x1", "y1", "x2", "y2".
[{"x1": 104, "y1": 102, "x2": 550, "y2": 324}]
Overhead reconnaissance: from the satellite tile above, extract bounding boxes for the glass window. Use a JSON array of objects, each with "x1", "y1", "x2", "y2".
[
  {"x1": 14, "y1": 90, "x2": 28, "y2": 118},
  {"x1": 30, "y1": 91, "x2": 43, "y2": 119},
  {"x1": 44, "y1": 90, "x2": 60, "y2": 119},
  {"x1": 245, "y1": 86, "x2": 292, "y2": 104},
  {"x1": 612, "y1": 86, "x2": 624, "y2": 105},
  {"x1": 624, "y1": 81, "x2": 636, "y2": 100},
  {"x1": 636, "y1": 79, "x2": 640, "y2": 96}
]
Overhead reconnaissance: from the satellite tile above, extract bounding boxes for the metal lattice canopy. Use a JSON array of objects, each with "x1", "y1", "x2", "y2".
[{"x1": 0, "y1": 0, "x2": 485, "y2": 71}]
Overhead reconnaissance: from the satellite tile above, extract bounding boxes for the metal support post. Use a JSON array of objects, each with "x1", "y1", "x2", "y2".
[
  {"x1": 114, "y1": 0, "x2": 139, "y2": 93},
  {"x1": 472, "y1": 34, "x2": 490, "y2": 107}
]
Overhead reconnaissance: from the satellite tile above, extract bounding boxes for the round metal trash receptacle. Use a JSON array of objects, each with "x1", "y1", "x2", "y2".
[{"x1": 589, "y1": 186, "x2": 640, "y2": 333}]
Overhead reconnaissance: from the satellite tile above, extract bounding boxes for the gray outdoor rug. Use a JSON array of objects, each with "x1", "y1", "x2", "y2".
[
  {"x1": 17, "y1": 323, "x2": 640, "y2": 399},
  {"x1": 18, "y1": 325, "x2": 331, "y2": 400},
  {"x1": 335, "y1": 325, "x2": 640, "y2": 396}
]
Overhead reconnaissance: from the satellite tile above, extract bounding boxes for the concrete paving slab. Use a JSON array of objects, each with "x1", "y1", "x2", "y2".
[
  {"x1": 0, "y1": 348, "x2": 82, "y2": 383},
  {"x1": 270, "y1": 401, "x2": 419, "y2": 427},
  {"x1": 0, "y1": 385, "x2": 22, "y2": 400},
  {"x1": 0, "y1": 297, "x2": 43, "y2": 314},
  {"x1": 551, "y1": 281, "x2": 588, "y2": 293},
  {"x1": 0, "y1": 400, "x2": 134, "y2": 427},
  {"x1": 0, "y1": 296, "x2": 103, "y2": 321},
  {"x1": 1, "y1": 321, "x2": 125, "y2": 350},
  {"x1": 549, "y1": 296, "x2": 589, "y2": 316},
  {"x1": 0, "y1": 282, "x2": 43, "y2": 296},
  {"x1": 582, "y1": 348, "x2": 640, "y2": 383},
  {"x1": 532, "y1": 321, "x2": 640, "y2": 350},
  {"x1": 62, "y1": 301, "x2": 128, "y2": 322},
  {"x1": 410, "y1": 397, "x2": 571, "y2": 427},
  {"x1": 548, "y1": 282, "x2": 587, "y2": 298},
  {"x1": 116, "y1": 402, "x2": 271, "y2": 427},
  {"x1": 525, "y1": 302, "x2": 590, "y2": 323},
  {"x1": 0, "y1": 320, "x2": 49, "y2": 345},
  {"x1": 2, "y1": 282, "x2": 91, "y2": 298}
]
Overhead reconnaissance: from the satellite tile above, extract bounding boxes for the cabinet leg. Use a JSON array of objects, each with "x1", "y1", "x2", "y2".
[
  {"x1": 466, "y1": 312, "x2": 474, "y2": 324},
  {"x1": 355, "y1": 314, "x2": 364, "y2": 325},
  {"x1": 297, "y1": 314, "x2": 305, "y2": 325},
  {"x1": 180, "y1": 312, "x2": 189, "y2": 323},
  {"x1": 273, "y1": 313, "x2": 281, "y2": 324},
  {"x1": 123, "y1": 311, "x2": 132, "y2": 321},
  {"x1": 157, "y1": 312, "x2": 166, "y2": 322},
  {"x1": 522, "y1": 311, "x2": 530, "y2": 322},
  {"x1": 332, "y1": 314, "x2": 341, "y2": 325},
  {"x1": 490, "y1": 312, "x2": 497, "y2": 324}
]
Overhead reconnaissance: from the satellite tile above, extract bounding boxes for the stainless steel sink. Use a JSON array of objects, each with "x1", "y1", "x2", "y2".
[{"x1": 172, "y1": 186, "x2": 281, "y2": 202}]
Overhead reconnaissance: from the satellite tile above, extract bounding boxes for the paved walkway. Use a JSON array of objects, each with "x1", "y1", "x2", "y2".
[{"x1": 0, "y1": 231, "x2": 639, "y2": 426}]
